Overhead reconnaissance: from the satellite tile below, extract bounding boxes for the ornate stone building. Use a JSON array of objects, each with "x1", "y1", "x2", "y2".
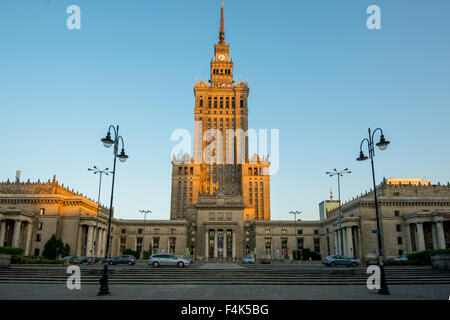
[
  {"x1": 320, "y1": 179, "x2": 450, "y2": 262},
  {"x1": 1, "y1": 5, "x2": 449, "y2": 264},
  {"x1": 0, "y1": 177, "x2": 187, "y2": 258},
  {"x1": 169, "y1": 3, "x2": 271, "y2": 260}
]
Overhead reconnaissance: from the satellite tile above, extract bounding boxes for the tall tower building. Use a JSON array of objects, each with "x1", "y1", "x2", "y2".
[{"x1": 170, "y1": 3, "x2": 271, "y2": 227}]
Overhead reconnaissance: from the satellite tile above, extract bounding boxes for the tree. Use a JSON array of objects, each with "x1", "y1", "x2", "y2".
[{"x1": 42, "y1": 234, "x2": 70, "y2": 259}]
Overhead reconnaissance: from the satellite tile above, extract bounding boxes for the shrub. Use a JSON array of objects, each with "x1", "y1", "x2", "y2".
[
  {"x1": 0, "y1": 247, "x2": 24, "y2": 256},
  {"x1": 143, "y1": 250, "x2": 152, "y2": 260},
  {"x1": 406, "y1": 249, "x2": 450, "y2": 265},
  {"x1": 12, "y1": 257, "x2": 64, "y2": 265},
  {"x1": 301, "y1": 249, "x2": 322, "y2": 261},
  {"x1": 122, "y1": 249, "x2": 140, "y2": 259}
]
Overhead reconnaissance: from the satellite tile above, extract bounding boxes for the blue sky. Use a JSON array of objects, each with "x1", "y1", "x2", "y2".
[{"x1": 1, "y1": 0, "x2": 449, "y2": 221}]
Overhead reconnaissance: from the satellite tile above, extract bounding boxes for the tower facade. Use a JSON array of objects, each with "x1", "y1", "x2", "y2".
[{"x1": 170, "y1": 3, "x2": 271, "y2": 233}]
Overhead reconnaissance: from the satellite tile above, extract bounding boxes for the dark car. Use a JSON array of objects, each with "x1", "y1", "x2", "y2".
[
  {"x1": 259, "y1": 257, "x2": 271, "y2": 264},
  {"x1": 322, "y1": 255, "x2": 361, "y2": 267},
  {"x1": 106, "y1": 255, "x2": 136, "y2": 265}
]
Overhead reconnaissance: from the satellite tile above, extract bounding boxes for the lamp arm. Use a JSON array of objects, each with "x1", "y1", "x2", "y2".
[
  {"x1": 359, "y1": 138, "x2": 370, "y2": 153},
  {"x1": 118, "y1": 136, "x2": 126, "y2": 150},
  {"x1": 371, "y1": 128, "x2": 384, "y2": 143}
]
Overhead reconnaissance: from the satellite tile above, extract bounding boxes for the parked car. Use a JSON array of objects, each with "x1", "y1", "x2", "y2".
[
  {"x1": 322, "y1": 255, "x2": 361, "y2": 267},
  {"x1": 182, "y1": 255, "x2": 193, "y2": 265},
  {"x1": 73, "y1": 256, "x2": 89, "y2": 264},
  {"x1": 62, "y1": 256, "x2": 73, "y2": 262},
  {"x1": 392, "y1": 255, "x2": 408, "y2": 262},
  {"x1": 146, "y1": 254, "x2": 190, "y2": 268},
  {"x1": 242, "y1": 256, "x2": 255, "y2": 264},
  {"x1": 259, "y1": 257, "x2": 271, "y2": 264},
  {"x1": 106, "y1": 255, "x2": 136, "y2": 265}
]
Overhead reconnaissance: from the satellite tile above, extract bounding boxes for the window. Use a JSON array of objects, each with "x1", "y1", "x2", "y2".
[
  {"x1": 314, "y1": 230, "x2": 319, "y2": 235},
  {"x1": 397, "y1": 237, "x2": 403, "y2": 245},
  {"x1": 121, "y1": 229, "x2": 126, "y2": 234},
  {"x1": 154, "y1": 228, "x2": 160, "y2": 234},
  {"x1": 34, "y1": 248, "x2": 40, "y2": 256},
  {"x1": 297, "y1": 229, "x2": 303, "y2": 235},
  {"x1": 399, "y1": 249, "x2": 404, "y2": 256},
  {"x1": 396, "y1": 224, "x2": 401, "y2": 232},
  {"x1": 39, "y1": 208, "x2": 45, "y2": 216},
  {"x1": 170, "y1": 228, "x2": 176, "y2": 234},
  {"x1": 218, "y1": 212, "x2": 223, "y2": 219},
  {"x1": 38, "y1": 222, "x2": 43, "y2": 230},
  {"x1": 138, "y1": 229, "x2": 143, "y2": 234},
  {"x1": 314, "y1": 238, "x2": 321, "y2": 253},
  {"x1": 281, "y1": 229, "x2": 287, "y2": 235},
  {"x1": 297, "y1": 238, "x2": 304, "y2": 249},
  {"x1": 226, "y1": 213, "x2": 232, "y2": 220},
  {"x1": 209, "y1": 212, "x2": 215, "y2": 220},
  {"x1": 137, "y1": 238, "x2": 143, "y2": 245},
  {"x1": 36, "y1": 234, "x2": 41, "y2": 242},
  {"x1": 265, "y1": 229, "x2": 271, "y2": 235},
  {"x1": 120, "y1": 238, "x2": 126, "y2": 244},
  {"x1": 394, "y1": 210, "x2": 400, "y2": 217}
]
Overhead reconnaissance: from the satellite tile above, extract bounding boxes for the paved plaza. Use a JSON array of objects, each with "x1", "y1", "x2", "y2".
[{"x1": 0, "y1": 283, "x2": 449, "y2": 300}]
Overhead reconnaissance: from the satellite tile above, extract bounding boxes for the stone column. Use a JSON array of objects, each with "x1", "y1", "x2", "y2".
[
  {"x1": 76, "y1": 225, "x2": 83, "y2": 257},
  {"x1": 223, "y1": 231, "x2": 227, "y2": 260},
  {"x1": 343, "y1": 227, "x2": 348, "y2": 256},
  {"x1": 0, "y1": 220, "x2": 6, "y2": 247},
  {"x1": 12, "y1": 220, "x2": 22, "y2": 248},
  {"x1": 96, "y1": 228, "x2": 102, "y2": 257},
  {"x1": 347, "y1": 227, "x2": 353, "y2": 258},
  {"x1": 24, "y1": 222, "x2": 33, "y2": 256},
  {"x1": 336, "y1": 230, "x2": 342, "y2": 255},
  {"x1": 435, "y1": 221, "x2": 446, "y2": 249},
  {"x1": 86, "y1": 225, "x2": 94, "y2": 257},
  {"x1": 333, "y1": 231, "x2": 338, "y2": 254},
  {"x1": 431, "y1": 223, "x2": 438, "y2": 250},
  {"x1": 205, "y1": 229, "x2": 209, "y2": 260},
  {"x1": 405, "y1": 224, "x2": 412, "y2": 253},
  {"x1": 214, "y1": 230, "x2": 218, "y2": 258},
  {"x1": 232, "y1": 230, "x2": 236, "y2": 260},
  {"x1": 416, "y1": 222, "x2": 425, "y2": 252}
]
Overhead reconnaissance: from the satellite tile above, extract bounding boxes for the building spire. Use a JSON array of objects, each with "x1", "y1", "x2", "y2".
[{"x1": 219, "y1": 1, "x2": 225, "y2": 44}]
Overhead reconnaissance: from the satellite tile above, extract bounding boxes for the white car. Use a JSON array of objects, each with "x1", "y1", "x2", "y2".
[
  {"x1": 146, "y1": 254, "x2": 190, "y2": 268},
  {"x1": 242, "y1": 256, "x2": 255, "y2": 264}
]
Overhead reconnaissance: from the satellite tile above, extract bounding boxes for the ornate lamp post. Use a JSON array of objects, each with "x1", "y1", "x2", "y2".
[
  {"x1": 139, "y1": 209, "x2": 151, "y2": 260},
  {"x1": 98, "y1": 125, "x2": 129, "y2": 296},
  {"x1": 88, "y1": 166, "x2": 112, "y2": 259},
  {"x1": 356, "y1": 127, "x2": 390, "y2": 295},
  {"x1": 325, "y1": 168, "x2": 351, "y2": 256}
]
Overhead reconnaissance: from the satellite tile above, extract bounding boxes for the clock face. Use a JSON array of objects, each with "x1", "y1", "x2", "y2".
[{"x1": 218, "y1": 54, "x2": 226, "y2": 61}]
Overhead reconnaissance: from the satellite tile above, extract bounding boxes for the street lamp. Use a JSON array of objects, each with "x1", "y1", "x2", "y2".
[
  {"x1": 325, "y1": 168, "x2": 351, "y2": 256},
  {"x1": 289, "y1": 210, "x2": 301, "y2": 222},
  {"x1": 139, "y1": 209, "x2": 151, "y2": 260},
  {"x1": 88, "y1": 166, "x2": 112, "y2": 260},
  {"x1": 356, "y1": 127, "x2": 390, "y2": 295},
  {"x1": 98, "y1": 125, "x2": 129, "y2": 296}
]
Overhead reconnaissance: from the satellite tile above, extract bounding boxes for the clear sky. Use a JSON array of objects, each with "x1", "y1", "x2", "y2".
[{"x1": 1, "y1": 0, "x2": 449, "y2": 221}]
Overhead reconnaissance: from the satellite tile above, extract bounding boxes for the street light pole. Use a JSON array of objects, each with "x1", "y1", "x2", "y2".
[
  {"x1": 98, "y1": 125, "x2": 129, "y2": 296},
  {"x1": 326, "y1": 168, "x2": 351, "y2": 256},
  {"x1": 139, "y1": 210, "x2": 151, "y2": 260},
  {"x1": 357, "y1": 127, "x2": 390, "y2": 295},
  {"x1": 289, "y1": 210, "x2": 301, "y2": 222},
  {"x1": 88, "y1": 166, "x2": 112, "y2": 260}
]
